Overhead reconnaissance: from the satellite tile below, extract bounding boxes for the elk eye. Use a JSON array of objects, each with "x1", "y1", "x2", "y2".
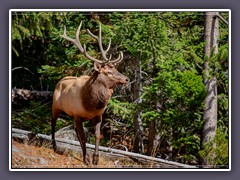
[{"x1": 107, "y1": 72, "x2": 113, "y2": 76}]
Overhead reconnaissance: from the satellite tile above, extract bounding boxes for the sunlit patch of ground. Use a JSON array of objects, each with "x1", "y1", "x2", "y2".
[{"x1": 11, "y1": 140, "x2": 143, "y2": 169}]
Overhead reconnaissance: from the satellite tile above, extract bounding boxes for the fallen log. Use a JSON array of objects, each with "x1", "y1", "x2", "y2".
[
  {"x1": 11, "y1": 88, "x2": 53, "y2": 109},
  {"x1": 12, "y1": 88, "x2": 53, "y2": 101},
  {"x1": 11, "y1": 128, "x2": 197, "y2": 169}
]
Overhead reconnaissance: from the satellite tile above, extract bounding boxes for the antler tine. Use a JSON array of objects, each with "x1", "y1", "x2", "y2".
[
  {"x1": 75, "y1": 21, "x2": 84, "y2": 52},
  {"x1": 97, "y1": 24, "x2": 109, "y2": 62},
  {"x1": 83, "y1": 44, "x2": 104, "y2": 64},
  {"x1": 108, "y1": 54, "x2": 112, "y2": 61},
  {"x1": 86, "y1": 27, "x2": 108, "y2": 62},
  {"x1": 105, "y1": 38, "x2": 112, "y2": 53},
  {"x1": 60, "y1": 26, "x2": 72, "y2": 42},
  {"x1": 86, "y1": 29, "x2": 98, "y2": 40},
  {"x1": 109, "y1": 51, "x2": 124, "y2": 64},
  {"x1": 87, "y1": 24, "x2": 114, "y2": 62},
  {"x1": 104, "y1": 38, "x2": 112, "y2": 63},
  {"x1": 61, "y1": 21, "x2": 84, "y2": 53}
]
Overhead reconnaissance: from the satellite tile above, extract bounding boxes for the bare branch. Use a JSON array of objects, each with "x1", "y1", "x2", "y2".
[
  {"x1": 215, "y1": 14, "x2": 228, "y2": 25},
  {"x1": 111, "y1": 144, "x2": 129, "y2": 152},
  {"x1": 12, "y1": 66, "x2": 34, "y2": 75}
]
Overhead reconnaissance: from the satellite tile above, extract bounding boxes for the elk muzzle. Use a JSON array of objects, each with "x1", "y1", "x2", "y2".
[{"x1": 117, "y1": 73, "x2": 129, "y2": 85}]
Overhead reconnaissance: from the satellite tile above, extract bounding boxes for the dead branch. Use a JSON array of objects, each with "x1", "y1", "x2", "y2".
[
  {"x1": 215, "y1": 14, "x2": 228, "y2": 25},
  {"x1": 12, "y1": 66, "x2": 34, "y2": 74}
]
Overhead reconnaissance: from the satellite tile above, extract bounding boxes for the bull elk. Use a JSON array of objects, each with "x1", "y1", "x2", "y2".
[{"x1": 51, "y1": 21, "x2": 129, "y2": 165}]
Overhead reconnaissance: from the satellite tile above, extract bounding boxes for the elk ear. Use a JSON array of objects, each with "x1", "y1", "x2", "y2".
[{"x1": 94, "y1": 62, "x2": 103, "y2": 72}]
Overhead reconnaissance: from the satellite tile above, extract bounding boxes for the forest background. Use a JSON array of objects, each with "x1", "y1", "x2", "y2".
[{"x1": 11, "y1": 10, "x2": 229, "y2": 168}]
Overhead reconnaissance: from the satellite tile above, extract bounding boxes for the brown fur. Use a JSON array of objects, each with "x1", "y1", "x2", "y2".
[
  {"x1": 51, "y1": 63, "x2": 129, "y2": 165},
  {"x1": 82, "y1": 71, "x2": 112, "y2": 112}
]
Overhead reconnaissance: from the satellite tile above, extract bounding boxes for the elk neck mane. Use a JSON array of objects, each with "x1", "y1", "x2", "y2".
[{"x1": 81, "y1": 71, "x2": 113, "y2": 112}]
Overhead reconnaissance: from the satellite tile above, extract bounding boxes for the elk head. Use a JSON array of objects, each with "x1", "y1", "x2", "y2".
[{"x1": 61, "y1": 21, "x2": 128, "y2": 85}]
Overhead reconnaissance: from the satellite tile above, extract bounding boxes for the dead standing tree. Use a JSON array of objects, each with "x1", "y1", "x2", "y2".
[
  {"x1": 202, "y1": 11, "x2": 219, "y2": 167},
  {"x1": 132, "y1": 57, "x2": 144, "y2": 154}
]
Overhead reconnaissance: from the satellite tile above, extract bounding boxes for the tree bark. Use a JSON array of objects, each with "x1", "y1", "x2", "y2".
[
  {"x1": 202, "y1": 12, "x2": 219, "y2": 167},
  {"x1": 132, "y1": 57, "x2": 144, "y2": 154},
  {"x1": 148, "y1": 120, "x2": 161, "y2": 157}
]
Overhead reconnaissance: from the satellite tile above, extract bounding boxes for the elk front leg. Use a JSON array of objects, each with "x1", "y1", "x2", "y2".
[
  {"x1": 92, "y1": 116, "x2": 102, "y2": 165},
  {"x1": 74, "y1": 118, "x2": 90, "y2": 165}
]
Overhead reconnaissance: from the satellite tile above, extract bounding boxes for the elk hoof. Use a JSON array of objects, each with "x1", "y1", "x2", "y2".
[
  {"x1": 92, "y1": 154, "x2": 99, "y2": 165},
  {"x1": 84, "y1": 154, "x2": 91, "y2": 165}
]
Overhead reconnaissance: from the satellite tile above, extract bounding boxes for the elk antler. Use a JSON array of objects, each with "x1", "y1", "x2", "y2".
[
  {"x1": 60, "y1": 21, "x2": 84, "y2": 53},
  {"x1": 61, "y1": 21, "x2": 124, "y2": 65},
  {"x1": 85, "y1": 24, "x2": 123, "y2": 64}
]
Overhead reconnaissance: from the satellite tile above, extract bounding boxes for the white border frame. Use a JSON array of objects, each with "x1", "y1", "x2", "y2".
[{"x1": 9, "y1": 9, "x2": 231, "y2": 172}]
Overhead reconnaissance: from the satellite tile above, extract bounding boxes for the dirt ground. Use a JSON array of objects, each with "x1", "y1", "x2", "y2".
[{"x1": 11, "y1": 140, "x2": 141, "y2": 169}]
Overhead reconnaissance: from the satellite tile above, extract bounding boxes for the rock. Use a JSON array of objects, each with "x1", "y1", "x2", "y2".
[
  {"x1": 12, "y1": 145, "x2": 21, "y2": 153},
  {"x1": 38, "y1": 157, "x2": 48, "y2": 165},
  {"x1": 55, "y1": 125, "x2": 78, "y2": 141}
]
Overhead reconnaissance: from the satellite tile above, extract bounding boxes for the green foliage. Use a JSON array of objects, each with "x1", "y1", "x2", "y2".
[
  {"x1": 142, "y1": 111, "x2": 161, "y2": 124},
  {"x1": 112, "y1": 12, "x2": 168, "y2": 68},
  {"x1": 218, "y1": 93, "x2": 229, "y2": 137},
  {"x1": 142, "y1": 70, "x2": 205, "y2": 163},
  {"x1": 207, "y1": 44, "x2": 229, "y2": 78},
  {"x1": 12, "y1": 12, "x2": 58, "y2": 55},
  {"x1": 107, "y1": 99, "x2": 133, "y2": 123},
  {"x1": 165, "y1": 71, "x2": 206, "y2": 108},
  {"x1": 12, "y1": 102, "x2": 50, "y2": 133},
  {"x1": 12, "y1": 101, "x2": 69, "y2": 134},
  {"x1": 199, "y1": 129, "x2": 229, "y2": 167}
]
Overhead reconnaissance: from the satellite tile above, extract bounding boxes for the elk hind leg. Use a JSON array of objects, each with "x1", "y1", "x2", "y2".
[{"x1": 51, "y1": 108, "x2": 59, "y2": 151}]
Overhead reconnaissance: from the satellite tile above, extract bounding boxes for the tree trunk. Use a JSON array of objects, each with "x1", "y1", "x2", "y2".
[
  {"x1": 148, "y1": 120, "x2": 161, "y2": 157},
  {"x1": 147, "y1": 30, "x2": 162, "y2": 157},
  {"x1": 202, "y1": 12, "x2": 219, "y2": 167},
  {"x1": 132, "y1": 57, "x2": 144, "y2": 154}
]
